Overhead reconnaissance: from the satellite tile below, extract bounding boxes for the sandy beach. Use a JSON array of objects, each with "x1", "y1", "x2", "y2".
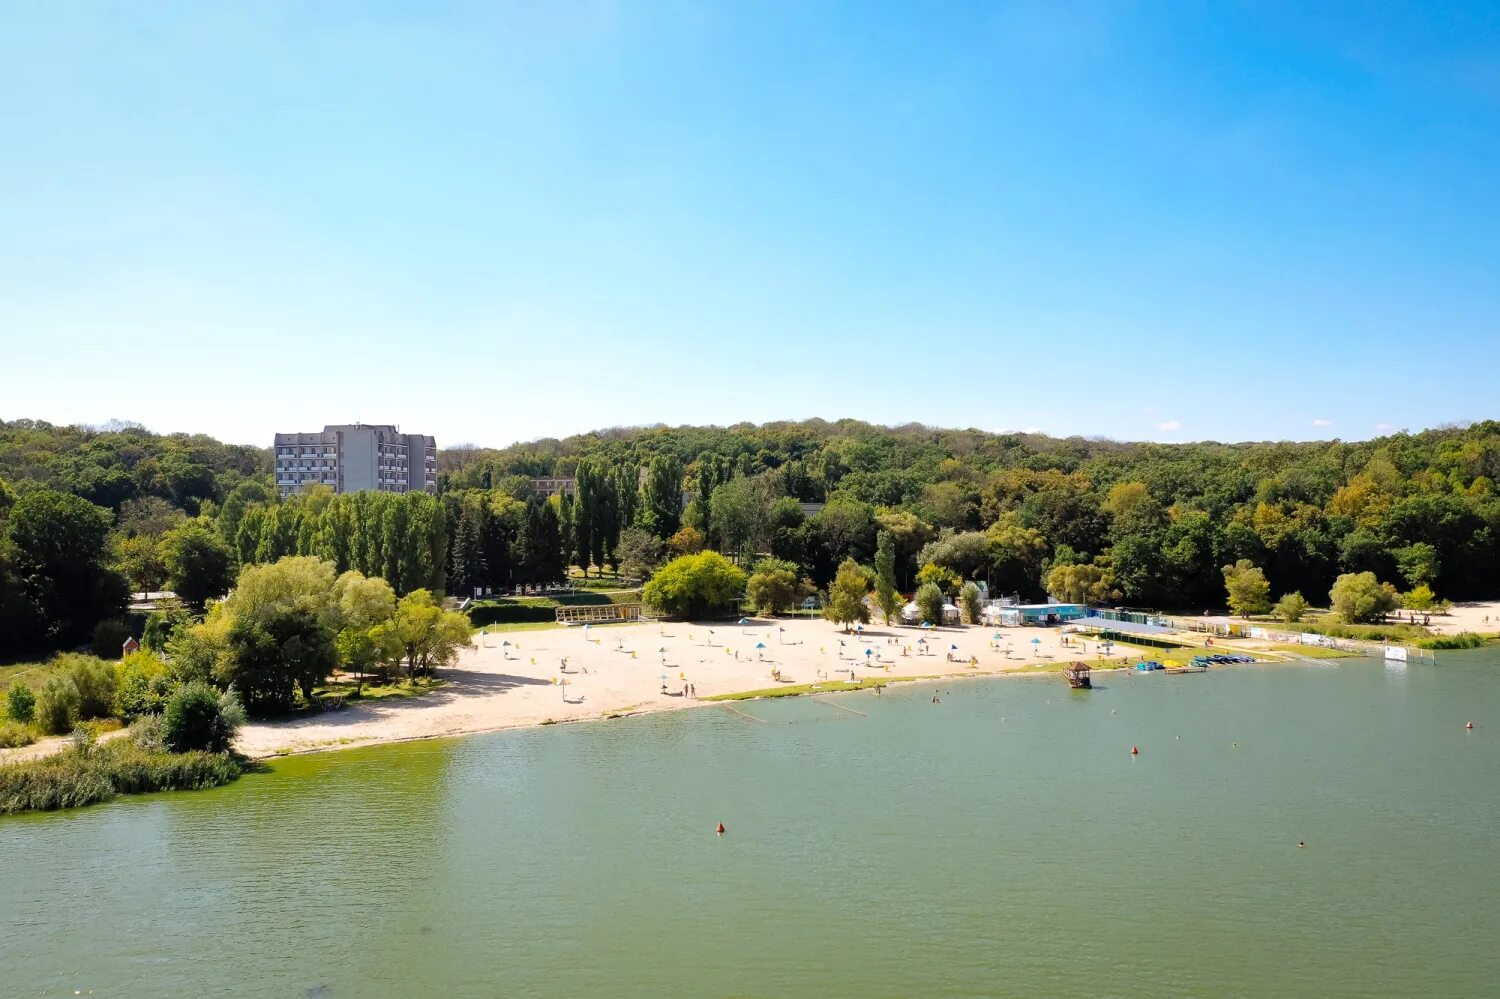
[{"x1": 235, "y1": 617, "x2": 1117, "y2": 758}]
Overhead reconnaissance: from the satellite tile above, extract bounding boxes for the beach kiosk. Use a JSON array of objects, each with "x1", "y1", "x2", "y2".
[{"x1": 998, "y1": 603, "x2": 1086, "y2": 627}]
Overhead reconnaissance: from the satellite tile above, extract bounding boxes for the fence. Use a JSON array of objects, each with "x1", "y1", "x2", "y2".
[{"x1": 555, "y1": 603, "x2": 647, "y2": 625}]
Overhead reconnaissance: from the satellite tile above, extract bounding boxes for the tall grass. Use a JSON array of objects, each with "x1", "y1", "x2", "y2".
[
  {"x1": 0, "y1": 740, "x2": 242, "y2": 815},
  {"x1": 1417, "y1": 632, "x2": 1488, "y2": 651}
]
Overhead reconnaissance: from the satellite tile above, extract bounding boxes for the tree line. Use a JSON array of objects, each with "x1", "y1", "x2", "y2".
[{"x1": 5, "y1": 416, "x2": 1500, "y2": 658}]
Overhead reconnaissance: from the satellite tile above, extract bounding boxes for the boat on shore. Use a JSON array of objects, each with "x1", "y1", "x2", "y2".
[{"x1": 1063, "y1": 663, "x2": 1092, "y2": 688}]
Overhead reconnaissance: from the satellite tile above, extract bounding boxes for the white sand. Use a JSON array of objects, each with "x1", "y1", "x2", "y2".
[
  {"x1": 1417, "y1": 600, "x2": 1500, "y2": 635},
  {"x1": 234, "y1": 617, "x2": 1108, "y2": 758}
]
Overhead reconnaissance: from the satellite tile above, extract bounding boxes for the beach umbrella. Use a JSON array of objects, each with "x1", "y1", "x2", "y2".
[
  {"x1": 855, "y1": 624, "x2": 864, "y2": 632},
  {"x1": 992, "y1": 633, "x2": 1002, "y2": 640},
  {"x1": 1030, "y1": 638, "x2": 1041, "y2": 645},
  {"x1": 755, "y1": 642, "x2": 766, "y2": 649},
  {"x1": 950, "y1": 643, "x2": 959, "y2": 651},
  {"x1": 864, "y1": 648, "x2": 873, "y2": 658},
  {"x1": 738, "y1": 617, "x2": 750, "y2": 625},
  {"x1": 658, "y1": 646, "x2": 666, "y2": 653},
  {"x1": 922, "y1": 622, "x2": 934, "y2": 630},
  {"x1": 917, "y1": 637, "x2": 926, "y2": 644}
]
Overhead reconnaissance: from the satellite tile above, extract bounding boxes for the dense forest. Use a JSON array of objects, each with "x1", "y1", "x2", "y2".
[{"x1": 3, "y1": 416, "x2": 1499, "y2": 658}]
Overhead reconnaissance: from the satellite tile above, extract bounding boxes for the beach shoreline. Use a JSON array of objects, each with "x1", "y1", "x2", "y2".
[{"x1": 232, "y1": 617, "x2": 1278, "y2": 760}]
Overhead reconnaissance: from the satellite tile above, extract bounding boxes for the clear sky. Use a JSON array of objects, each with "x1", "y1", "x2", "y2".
[{"x1": 3, "y1": 2, "x2": 1498, "y2": 448}]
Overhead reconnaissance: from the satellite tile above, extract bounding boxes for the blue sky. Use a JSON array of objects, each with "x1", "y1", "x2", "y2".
[{"x1": 2, "y1": 2, "x2": 1498, "y2": 448}]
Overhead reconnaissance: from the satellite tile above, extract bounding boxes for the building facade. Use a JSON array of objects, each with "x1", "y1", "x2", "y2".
[{"x1": 274, "y1": 424, "x2": 437, "y2": 497}]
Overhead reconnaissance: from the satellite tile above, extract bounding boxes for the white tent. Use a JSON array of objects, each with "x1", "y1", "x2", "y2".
[{"x1": 901, "y1": 601, "x2": 922, "y2": 624}]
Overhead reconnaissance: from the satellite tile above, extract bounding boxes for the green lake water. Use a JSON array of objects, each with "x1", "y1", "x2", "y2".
[{"x1": 4, "y1": 652, "x2": 1499, "y2": 997}]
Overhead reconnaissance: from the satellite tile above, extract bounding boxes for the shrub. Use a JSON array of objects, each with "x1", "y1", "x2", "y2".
[
  {"x1": 129, "y1": 712, "x2": 166, "y2": 752},
  {"x1": 0, "y1": 740, "x2": 243, "y2": 814},
  {"x1": 0, "y1": 722, "x2": 34, "y2": 749},
  {"x1": 114, "y1": 650, "x2": 173, "y2": 721},
  {"x1": 54, "y1": 653, "x2": 119, "y2": 720},
  {"x1": 5, "y1": 680, "x2": 35, "y2": 724},
  {"x1": 1273, "y1": 591, "x2": 1309, "y2": 624},
  {"x1": 162, "y1": 683, "x2": 245, "y2": 754},
  {"x1": 34, "y1": 674, "x2": 82, "y2": 735},
  {"x1": 91, "y1": 618, "x2": 132, "y2": 659}
]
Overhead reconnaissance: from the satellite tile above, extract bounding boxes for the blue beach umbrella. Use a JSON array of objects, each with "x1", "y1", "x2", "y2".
[
  {"x1": 950, "y1": 644, "x2": 959, "y2": 651},
  {"x1": 1031, "y1": 638, "x2": 1041, "y2": 645},
  {"x1": 755, "y1": 642, "x2": 766, "y2": 649},
  {"x1": 992, "y1": 633, "x2": 1002, "y2": 640},
  {"x1": 738, "y1": 617, "x2": 751, "y2": 625},
  {"x1": 922, "y1": 621, "x2": 934, "y2": 630}
]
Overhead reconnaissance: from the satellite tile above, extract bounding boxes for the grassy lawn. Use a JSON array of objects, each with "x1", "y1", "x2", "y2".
[
  {"x1": 704, "y1": 674, "x2": 944, "y2": 701},
  {"x1": 0, "y1": 659, "x2": 67, "y2": 690}
]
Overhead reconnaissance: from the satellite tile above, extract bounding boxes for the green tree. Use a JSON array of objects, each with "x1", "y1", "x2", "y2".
[
  {"x1": 640, "y1": 454, "x2": 685, "y2": 538},
  {"x1": 1329, "y1": 571, "x2": 1400, "y2": 624},
  {"x1": 914, "y1": 581, "x2": 945, "y2": 627},
  {"x1": 823, "y1": 559, "x2": 872, "y2": 629},
  {"x1": 641, "y1": 551, "x2": 747, "y2": 619},
  {"x1": 1402, "y1": 583, "x2": 1437, "y2": 611},
  {"x1": 915, "y1": 561, "x2": 961, "y2": 597},
  {"x1": 709, "y1": 474, "x2": 779, "y2": 562},
  {"x1": 746, "y1": 564, "x2": 798, "y2": 616},
  {"x1": 1272, "y1": 591, "x2": 1310, "y2": 624},
  {"x1": 115, "y1": 533, "x2": 167, "y2": 600},
  {"x1": 873, "y1": 530, "x2": 902, "y2": 625},
  {"x1": 390, "y1": 589, "x2": 473, "y2": 680},
  {"x1": 958, "y1": 581, "x2": 982, "y2": 624},
  {"x1": 1395, "y1": 543, "x2": 1440, "y2": 590},
  {"x1": 6, "y1": 489, "x2": 128, "y2": 649},
  {"x1": 1222, "y1": 559, "x2": 1272, "y2": 618},
  {"x1": 616, "y1": 526, "x2": 666, "y2": 582},
  {"x1": 6, "y1": 680, "x2": 35, "y2": 723},
  {"x1": 160, "y1": 519, "x2": 235, "y2": 610},
  {"x1": 1044, "y1": 562, "x2": 1117, "y2": 605},
  {"x1": 225, "y1": 605, "x2": 338, "y2": 713}
]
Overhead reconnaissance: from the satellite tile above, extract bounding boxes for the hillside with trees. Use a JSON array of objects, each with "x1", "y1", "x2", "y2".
[{"x1": 4, "y1": 416, "x2": 1500, "y2": 658}]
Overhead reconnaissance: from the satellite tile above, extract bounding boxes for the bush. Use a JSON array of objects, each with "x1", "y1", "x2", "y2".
[
  {"x1": 467, "y1": 603, "x2": 560, "y2": 627},
  {"x1": 641, "y1": 552, "x2": 747, "y2": 619},
  {"x1": 0, "y1": 722, "x2": 35, "y2": 749},
  {"x1": 1417, "y1": 632, "x2": 1486, "y2": 651},
  {"x1": 129, "y1": 712, "x2": 166, "y2": 752},
  {"x1": 34, "y1": 674, "x2": 82, "y2": 735},
  {"x1": 114, "y1": 650, "x2": 173, "y2": 721},
  {"x1": 0, "y1": 740, "x2": 242, "y2": 814},
  {"x1": 5, "y1": 680, "x2": 35, "y2": 724},
  {"x1": 91, "y1": 618, "x2": 132, "y2": 659},
  {"x1": 54, "y1": 653, "x2": 118, "y2": 720},
  {"x1": 162, "y1": 682, "x2": 245, "y2": 753}
]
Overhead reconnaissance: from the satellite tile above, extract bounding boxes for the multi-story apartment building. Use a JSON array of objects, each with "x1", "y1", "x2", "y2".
[{"x1": 274, "y1": 424, "x2": 437, "y2": 497}]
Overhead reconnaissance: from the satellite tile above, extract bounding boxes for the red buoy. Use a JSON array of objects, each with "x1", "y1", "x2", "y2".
[
  {"x1": 1130, "y1": 745, "x2": 1139, "y2": 755},
  {"x1": 1466, "y1": 721, "x2": 1475, "y2": 730},
  {"x1": 716, "y1": 822, "x2": 726, "y2": 835}
]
